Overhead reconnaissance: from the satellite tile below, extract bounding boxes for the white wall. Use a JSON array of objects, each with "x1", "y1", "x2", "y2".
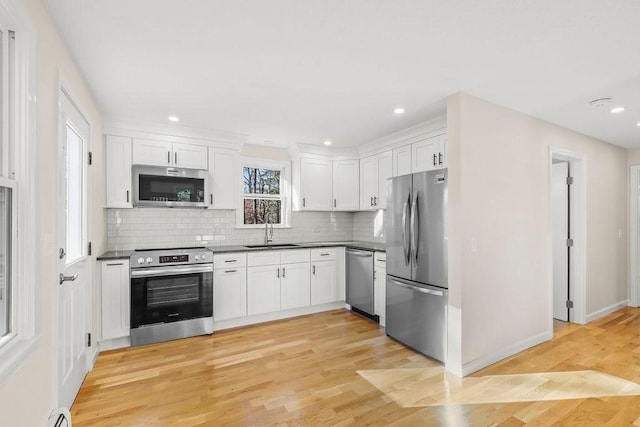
[
  {"x1": 0, "y1": 0, "x2": 104, "y2": 424},
  {"x1": 447, "y1": 93, "x2": 627, "y2": 375}
]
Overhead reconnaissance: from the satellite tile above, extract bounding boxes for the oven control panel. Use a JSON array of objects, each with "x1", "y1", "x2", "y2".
[{"x1": 131, "y1": 249, "x2": 212, "y2": 267}]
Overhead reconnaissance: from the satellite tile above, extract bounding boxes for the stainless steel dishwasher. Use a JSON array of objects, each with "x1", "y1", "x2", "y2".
[{"x1": 345, "y1": 248, "x2": 376, "y2": 319}]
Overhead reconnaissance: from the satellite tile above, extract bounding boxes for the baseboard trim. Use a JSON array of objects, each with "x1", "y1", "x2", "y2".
[
  {"x1": 460, "y1": 330, "x2": 552, "y2": 377},
  {"x1": 585, "y1": 300, "x2": 629, "y2": 323}
]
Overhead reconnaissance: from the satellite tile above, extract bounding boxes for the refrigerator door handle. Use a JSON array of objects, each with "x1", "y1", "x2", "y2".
[
  {"x1": 402, "y1": 193, "x2": 411, "y2": 265},
  {"x1": 411, "y1": 191, "x2": 419, "y2": 264},
  {"x1": 389, "y1": 279, "x2": 445, "y2": 297}
]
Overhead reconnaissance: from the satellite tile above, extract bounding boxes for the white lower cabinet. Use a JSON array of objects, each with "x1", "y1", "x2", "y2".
[
  {"x1": 214, "y1": 267, "x2": 247, "y2": 321},
  {"x1": 281, "y1": 262, "x2": 311, "y2": 309},
  {"x1": 100, "y1": 260, "x2": 130, "y2": 341},
  {"x1": 374, "y1": 252, "x2": 386, "y2": 326},
  {"x1": 247, "y1": 264, "x2": 282, "y2": 315},
  {"x1": 310, "y1": 248, "x2": 338, "y2": 305}
]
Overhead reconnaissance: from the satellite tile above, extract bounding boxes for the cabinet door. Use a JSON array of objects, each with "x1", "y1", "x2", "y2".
[
  {"x1": 360, "y1": 156, "x2": 377, "y2": 210},
  {"x1": 208, "y1": 148, "x2": 239, "y2": 209},
  {"x1": 100, "y1": 260, "x2": 130, "y2": 340},
  {"x1": 105, "y1": 135, "x2": 132, "y2": 208},
  {"x1": 214, "y1": 267, "x2": 247, "y2": 320},
  {"x1": 412, "y1": 137, "x2": 440, "y2": 173},
  {"x1": 174, "y1": 143, "x2": 208, "y2": 170},
  {"x1": 333, "y1": 160, "x2": 359, "y2": 211},
  {"x1": 247, "y1": 265, "x2": 281, "y2": 315},
  {"x1": 311, "y1": 260, "x2": 337, "y2": 305},
  {"x1": 281, "y1": 262, "x2": 311, "y2": 310},
  {"x1": 392, "y1": 145, "x2": 412, "y2": 177},
  {"x1": 376, "y1": 151, "x2": 392, "y2": 208},
  {"x1": 132, "y1": 138, "x2": 172, "y2": 167},
  {"x1": 300, "y1": 157, "x2": 333, "y2": 210}
]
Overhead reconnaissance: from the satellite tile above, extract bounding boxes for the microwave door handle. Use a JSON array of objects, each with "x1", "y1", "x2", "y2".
[
  {"x1": 402, "y1": 193, "x2": 411, "y2": 266},
  {"x1": 411, "y1": 191, "x2": 418, "y2": 264}
]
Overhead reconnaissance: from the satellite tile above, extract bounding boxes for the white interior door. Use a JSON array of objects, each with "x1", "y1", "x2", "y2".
[
  {"x1": 57, "y1": 89, "x2": 91, "y2": 408},
  {"x1": 552, "y1": 162, "x2": 569, "y2": 321}
]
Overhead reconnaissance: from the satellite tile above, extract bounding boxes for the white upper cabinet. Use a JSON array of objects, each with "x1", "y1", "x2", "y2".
[
  {"x1": 105, "y1": 135, "x2": 132, "y2": 208},
  {"x1": 298, "y1": 157, "x2": 333, "y2": 210},
  {"x1": 412, "y1": 134, "x2": 447, "y2": 173},
  {"x1": 360, "y1": 150, "x2": 392, "y2": 210},
  {"x1": 392, "y1": 145, "x2": 412, "y2": 177},
  {"x1": 132, "y1": 138, "x2": 208, "y2": 170},
  {"x1": 208, "y1": 148, "x2": 239, "y2": 209},
  {"x1": 333, "y1": 160, "x2": 359, "y2": 211}
]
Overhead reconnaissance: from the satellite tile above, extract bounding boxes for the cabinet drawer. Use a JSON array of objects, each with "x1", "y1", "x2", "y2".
[
  {"x1": 247, "y1": 251, "x2": 281, "y2": 266},
  {"x1": 214, "y1": 252, "x2": 247, "y2": 268},
  {"x1": 310, "y1": 247, "x2": 337, "y2": 262},
  {"x1": 281, "y1": 249, "x2": 310, "y2": 264},
  {"x1": 374, "y1": 251, "x2": 386, "y2": 268}
]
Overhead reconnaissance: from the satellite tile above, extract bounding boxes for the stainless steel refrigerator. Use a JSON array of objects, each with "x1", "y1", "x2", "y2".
[{"x1": 385, "y1": 168, "x2": 448, "y2": 362}]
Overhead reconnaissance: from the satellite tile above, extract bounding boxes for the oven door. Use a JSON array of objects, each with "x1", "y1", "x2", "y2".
[{"x1": 130, "y1": 264, "x2": 213, "y2": 328}]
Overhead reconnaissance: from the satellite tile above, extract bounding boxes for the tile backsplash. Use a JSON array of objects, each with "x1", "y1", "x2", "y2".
[{"x1": 107, "y1": 208, "x2": 385, "y2": 251}]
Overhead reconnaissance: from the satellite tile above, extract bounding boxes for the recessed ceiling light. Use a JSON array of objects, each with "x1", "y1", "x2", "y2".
[
  {"x1": 610, "y1": 106, "x2": 625, "y2": 114},
  {"x1": 589, "y1": 98, "x2": 611, "y2": 108},
  {"x1": 324, "y1": 140, "x2": 332, "y2": 146},
  {"x1": 168, "y1": 116, "x2": 180, "y2": 122},
  {"x1": 263, "y1": 140, "x2": 273, "y2": 145},
  {"x1": 393, "y1": 107, "x2": 405, "y2": 115}
]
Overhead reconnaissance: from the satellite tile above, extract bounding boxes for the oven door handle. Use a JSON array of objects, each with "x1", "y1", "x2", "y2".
[{"x1": 130, "y1": 265, "x2": 213, "y2": 278}]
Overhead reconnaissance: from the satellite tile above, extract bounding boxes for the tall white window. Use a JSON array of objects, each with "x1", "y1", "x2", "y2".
[{"x1": 0, "y1": 27, "x2": 15, "y2": 341}]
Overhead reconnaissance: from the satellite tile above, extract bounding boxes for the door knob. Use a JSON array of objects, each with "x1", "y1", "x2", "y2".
[{"x1": 59, "y1": 273, "x2": 78, "y2": 285}]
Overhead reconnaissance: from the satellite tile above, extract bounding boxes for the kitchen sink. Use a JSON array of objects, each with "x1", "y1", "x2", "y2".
[{"x1": 244, "y1": 243, "x2": 300, "y2": 249}]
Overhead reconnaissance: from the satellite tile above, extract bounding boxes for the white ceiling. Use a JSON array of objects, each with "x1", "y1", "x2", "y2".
[{"x1": 42, "y1": 0, "x2": 640, "y2": 148}]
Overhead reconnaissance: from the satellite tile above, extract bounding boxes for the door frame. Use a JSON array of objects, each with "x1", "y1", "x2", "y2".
[
  {"x1": 548, "y1": 147, "x2": 586, "y2": 325},
  {"x1": 55, "y1": 78, "x2": 94, "y2": 406},
  {"x1": 629, "y1": 166, "x2": 640, "y2": 307}
]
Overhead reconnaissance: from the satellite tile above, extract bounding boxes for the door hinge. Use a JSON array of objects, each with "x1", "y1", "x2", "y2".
[
  {"x1": 566, "y1": 176, "x2": 573, "y2": 185},
  {"x1": 88, "y1": 241, "x2": 92, "y2": 256},
  {"x1": 566, "y1": 238, "x2": 574, "y2": 247},
  {"x1": 88, "y1": 151, "x2": 93, "y2": 165},
  {"x1": 566, "y1": 300, "x2": 574, "y2": 309},
  {"x1": 87, "y1": 333, "x2": 92, "y2": 347}
]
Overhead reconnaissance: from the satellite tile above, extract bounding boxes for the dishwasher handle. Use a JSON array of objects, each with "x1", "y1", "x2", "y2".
[
  {"x1": 346, "y1": 249, "x2": 373, "y2": 257},
  {"x1": 389, "y1": 279, "x2": 445, "y2": 297}
]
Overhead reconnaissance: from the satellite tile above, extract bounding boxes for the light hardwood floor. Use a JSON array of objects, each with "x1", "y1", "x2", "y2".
[{"x1": 72, "y1": 307, "x2": 640, "y2": 426}]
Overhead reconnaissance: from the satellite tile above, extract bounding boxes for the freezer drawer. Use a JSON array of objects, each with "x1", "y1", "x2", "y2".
[
  {"x1": 346, "y1": 249, "x2": 374, "y2": 315},
  {"x1": 386, "y1": 275, "x2": 447, "y2": 362}
]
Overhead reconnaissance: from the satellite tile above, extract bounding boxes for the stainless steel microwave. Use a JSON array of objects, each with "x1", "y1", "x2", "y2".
[{"x1": 133, "y1": 165, "x2": 209, "y2": 208}]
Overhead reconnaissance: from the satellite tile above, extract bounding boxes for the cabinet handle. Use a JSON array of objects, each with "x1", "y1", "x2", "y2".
[
  {"x1": 224, "y1": 269, "x2": 237, "y2": 273},
  {"x1": 302, "y1": 197, "x2": 306, "y2": 207},
  {"x1": 126, "y1": 190, "x2": 130, "y2": 203},
  {"x1": 210, "y1": 194, "x2": 213, "y2": 205},
  {"x1": 175, "y1": 152, "x2": 178, "y2": 165},
  {"x1": 374, "y1": 270, "x2": 376, "y2": 279},
  {"x1": 106, "y1": 263, "x2": 124, "y2": 266},
  {"x1": 438, "y1": 152, "x2": 443, "y2": 165},
  {"x1": 374, "y1": 196, "x2": 377, "y2": 206},
  {"x1": 277, "y1": 267, "x2": 280, "y2": 278},
  {"x1": 320, "y1": 253, "x2": 329, "y2": 256},
  {"x1": 334, "y1": 198, "x2": 336, "y2": 208},
  {"x1": 224, "y1": 259, "x2": 237, "y2": 263},
  {"x1": 433, "y1": 154, "x2": 437, "y2": 166},
  {"x1": 370, "y1": 196, "x2": 373, "y2": 207},
  {"x1": 167, "y1": 151, "x2": 171, "y2": 164},
  {"x1": 312, "y1": 265, "x2": 316, "y2": 275},
  {"x1": 282, "y1": 267, "x2": 286, "y2": 278}
]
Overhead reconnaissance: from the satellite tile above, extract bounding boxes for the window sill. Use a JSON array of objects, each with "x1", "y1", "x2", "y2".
[
  {"x1": 234, "y1": 224, "x2": 292, "y2": 230},
  {"x1": 0, "y1": 335, "x2": 39, "y2": 385}
]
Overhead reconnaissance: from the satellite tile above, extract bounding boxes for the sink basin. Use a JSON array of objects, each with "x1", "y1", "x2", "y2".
[{"x1": 244, "y1": 243, "x2": 300, "y2": 249}]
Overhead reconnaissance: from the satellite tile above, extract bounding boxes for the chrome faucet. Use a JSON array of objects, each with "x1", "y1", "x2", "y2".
[{"x1": 264, "y1": 217, "x2": 274, "y2": 246}]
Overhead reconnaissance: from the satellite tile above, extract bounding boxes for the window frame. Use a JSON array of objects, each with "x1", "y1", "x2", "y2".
[
  {"x1": 236, "y1": 157, "x2": 291, "y2": 228},
  {"x1": 0, "y1": 0, "x2": 38, "y2": 384}
]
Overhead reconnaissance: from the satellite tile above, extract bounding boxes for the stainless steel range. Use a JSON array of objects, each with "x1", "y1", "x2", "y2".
[{"x1": 129, "y1": 247, "x2": 213, "y2": 346}]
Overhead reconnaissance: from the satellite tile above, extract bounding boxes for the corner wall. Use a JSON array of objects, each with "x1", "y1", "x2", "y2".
[
  {"x1": 0, "y1": 0, "x2": 104, "y2": 424},
  {"x1": 447, "y1": 93, "x2": 627, "y2": 375}
]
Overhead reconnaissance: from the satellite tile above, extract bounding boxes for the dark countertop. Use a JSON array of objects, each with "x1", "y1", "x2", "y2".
[
  {"x1": 97, "y1": 241, "x2": 385, "y2": 260},
  {"x1": 97, "y1": 250, "x2": 134, "y2": 261}
]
